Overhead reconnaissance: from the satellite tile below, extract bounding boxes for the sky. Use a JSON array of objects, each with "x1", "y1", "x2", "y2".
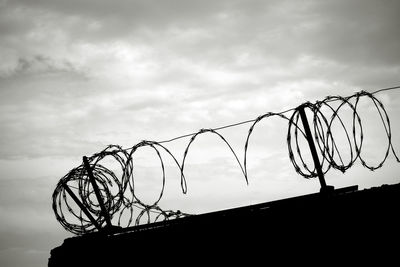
[{"x1": 1, "y1": 0, "x2": 400, "y2": 266}]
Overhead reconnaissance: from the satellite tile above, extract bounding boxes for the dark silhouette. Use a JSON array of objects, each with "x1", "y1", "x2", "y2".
[
  {"x1": 49, "y1": 183, "x2": 400, "y2": 266},
  {"x1": 52, "y1": 90, "x2": 399, "y2": 235},
  {"x1": 49, "y1": 89, "x2": 400, "y2": 265}
]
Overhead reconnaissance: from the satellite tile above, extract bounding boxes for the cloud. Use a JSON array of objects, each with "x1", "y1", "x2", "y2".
[
  {"x1": 302, "y1": 1, "x2": 400, "y2": 67},
  {"x1": 0, "y1": 55, "x2": 88, "y2": 80},
  {"x1": 2, "y1": 0, "x2": 399, "y2": 91}
]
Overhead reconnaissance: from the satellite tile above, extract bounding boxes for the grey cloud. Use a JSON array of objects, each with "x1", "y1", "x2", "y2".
[
  {"x1": 0, "y1": 5, "x2": 33, "y2": 37},
  {"x1": 120, "y1": 96, "x2": 171, "y2": 113},
  {"x1": 134, "y1": 0, "x2": 400, "y2": 89},
  {"x1": 299, "y1": 0, "x2": 400, "y2": 67},
  {"x1": 6, "y1": 0, "x2": 230, "y2": 41},
  {"x1": 228, "y1": 0, "x2": 400, "y2": 69},
  {"x1": 4, "y1": 0, "x2": 399, "y2": 74},
  {"x1": 1, "y1": 55, "x2": 88, "y2": 78},
  {"x1": 0, "y1": 54, "x2": 90, "y2": 83},
  {"x1": 10, "y1": 0, "x2": 227, "y2": 24}
]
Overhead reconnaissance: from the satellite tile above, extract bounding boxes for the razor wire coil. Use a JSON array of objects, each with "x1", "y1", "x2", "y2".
[{"x1": 53, "y1": 87, "x2": 400, "y2": 235}]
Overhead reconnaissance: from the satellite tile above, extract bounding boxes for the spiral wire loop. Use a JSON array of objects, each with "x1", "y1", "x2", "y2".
[{"x1": 53, "y1": 87, "x2": 400, "y2": 235}]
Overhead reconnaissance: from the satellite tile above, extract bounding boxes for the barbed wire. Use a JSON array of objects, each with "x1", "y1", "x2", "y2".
[{"x1": 53, "y1": 86, "x2": 400, "y2": 235}]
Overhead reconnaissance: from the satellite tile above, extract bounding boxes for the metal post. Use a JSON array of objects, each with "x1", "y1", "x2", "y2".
[
  {"x1": 62, "y1": 183, "x2": 102, "y2": 230},
  {"x1": 83, "y1": 156, "x2": 113, "y2": 228},
  {"x1": 297, "y1": 105, "x2": 334, "y2": 193}
]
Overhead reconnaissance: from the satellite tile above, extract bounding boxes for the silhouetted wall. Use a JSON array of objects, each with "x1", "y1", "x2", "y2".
[{"x1": 49, "y1": 183, "x2": 400, "y2": 266}]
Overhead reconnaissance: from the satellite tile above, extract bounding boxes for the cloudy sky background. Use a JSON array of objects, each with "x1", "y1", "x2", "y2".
[{"x1": 1, "y1": 0, "x2": 400, "y2": 266}]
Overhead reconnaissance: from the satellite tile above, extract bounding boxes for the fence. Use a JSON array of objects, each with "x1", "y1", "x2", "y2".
[{"x1": 52, "y1": 87, "x2": 400, "y2": 235}]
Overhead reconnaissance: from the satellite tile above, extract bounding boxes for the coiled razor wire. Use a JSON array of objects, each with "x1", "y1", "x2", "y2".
[{"x1": 53, "y1": 88, "x2": 400, "y2": 235}]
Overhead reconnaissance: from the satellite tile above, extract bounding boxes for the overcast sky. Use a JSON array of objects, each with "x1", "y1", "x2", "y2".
[{"x1": 1, "y1": 0, "x2": 400, "y2": 266}]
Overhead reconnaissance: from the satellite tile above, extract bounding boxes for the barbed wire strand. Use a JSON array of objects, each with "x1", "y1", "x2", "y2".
[{"x1": 53, "y1": 85, "x2": 400, "y2": 235}]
